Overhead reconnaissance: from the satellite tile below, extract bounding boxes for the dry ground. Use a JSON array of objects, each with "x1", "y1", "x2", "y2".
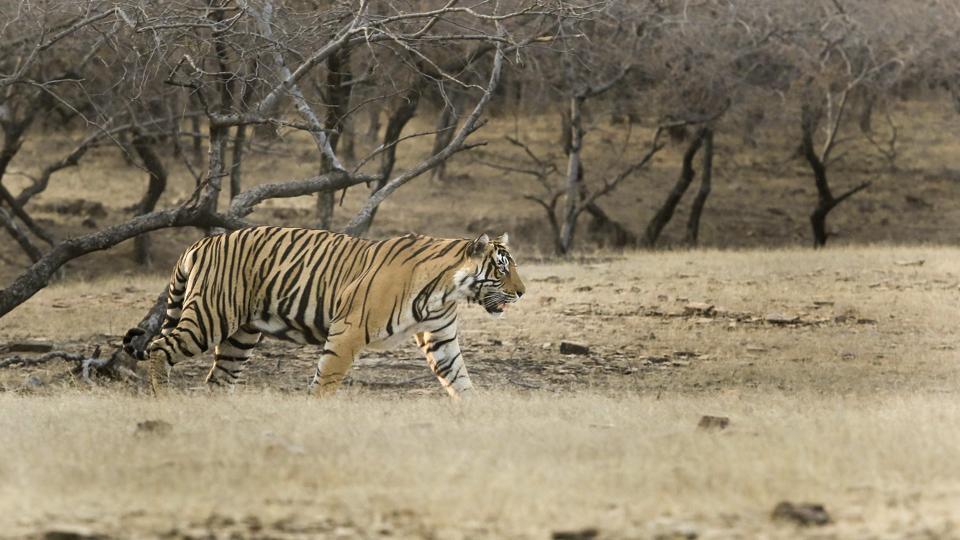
[
  {"x1": 2, "y1": 99, "x2": 960, "y2": 538},
  {"x1": 2, "y1": 247, "x2": 960, "y2": 538}
]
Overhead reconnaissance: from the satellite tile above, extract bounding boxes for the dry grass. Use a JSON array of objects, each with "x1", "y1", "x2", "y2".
[
  {"x1": 2, "y1": 390, "x2": 960, "y2": 539},
  {"x1": 1, "y1": 246, "x2": 960, "y2": 537}
]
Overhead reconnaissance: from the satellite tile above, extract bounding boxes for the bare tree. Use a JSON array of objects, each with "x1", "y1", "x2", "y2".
[
  {"x1": 685, "y1": 127, "x2": 714, "y2": 245},
  {"x1": 0, "y1": 0, "x2": 552, "y2": 327}
]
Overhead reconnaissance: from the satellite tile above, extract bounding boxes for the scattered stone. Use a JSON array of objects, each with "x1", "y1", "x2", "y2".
[
  {"x1": 559, "y1": 341, "x2": 590, "y2": 355},
  {"x1": 834, "y1": 313, "x2": 855, "y2": 323},
  {"x1": 135, "y1": 419, "x2": 173, "y2": 436},
  {"x1": 894, "y1": 259, "x2": 925, "y2": 267},
  {"x1": 856, "y1": 318, "x2": 877, "y2": 325},
  {"x1": 489, "y1": 338, "x2": 503, "y2": 346},
  {"x1": 812, "y1": 300, "x2": 834, "y2": 307},
  {"x1": 574, "y1": 286, "x2": 593, "y2": 292},
  {"x1": 541, "y1": 342, "x2": 553, "y2": 350},
  {"x1": 7, "y1": 340, "x2": 54, "y2": 353},
  {"x1": 684, "y1": 302, "x2": 715, "y2": 316},
  {"x1": 540, "y1": 296, "x2": 557, "y2": 305},
  {"x1": 764, "y1": 313, "x2": 800, "y2": 324},
  {"x1": 644, "y1": 355, "x2": 671, "y2": 364},
  {"x1": 771, "y1": 501, "x2": 830, "y2": 526},
  {"x1": 552, "y1": 527, "x2": 599, "y2": 540},
  {"x1": 904, "y1": 195, "x2": 932, "y2": 208},
  {"x1": 653, "y1": 524, "x2": 698, "y2": 540},
  {"x1": 535, "y1": 275, "x2": 567, "y2": 283},
  {"x1": 41, "y1": 528, "x2": 107, "y2": 540},
  {"x1": 697, "y1": 415, "x2": 730, "y2": 431},
  {"x1": 18, "y1": 375, "x2": 45, "y2": 394},
  {"x1": 746, "y1": 346, "x2": 768, "y2": 353}
]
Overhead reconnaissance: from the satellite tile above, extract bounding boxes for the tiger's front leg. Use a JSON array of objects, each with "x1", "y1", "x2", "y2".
[
  {"x1": 416, "y1": 324, "x2": 474, "y2": 400},
  {"x1": 310, "y1": 325, "x2": 364, "y2": 397}
]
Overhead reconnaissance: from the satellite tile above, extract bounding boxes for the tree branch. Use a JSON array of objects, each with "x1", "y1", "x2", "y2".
[{"x1": 343, "y1": 37, "x2": 505, "y2": 236}]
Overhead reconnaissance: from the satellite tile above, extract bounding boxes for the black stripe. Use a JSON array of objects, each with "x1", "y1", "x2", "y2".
[
  {"x1": 427, "y1": 335, "x2": 457, "y2": 353},
  {"x1": 227, "y1": 336, "x2": 257, "y2": 350}
]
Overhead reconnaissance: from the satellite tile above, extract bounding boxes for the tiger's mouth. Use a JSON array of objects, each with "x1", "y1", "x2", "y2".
[
  {"x1": 486, "y1": 302, "x2": 507, "y2": 314},
  {"x1": 482, "y1": 294, "x2": 518, "y2": 316}
]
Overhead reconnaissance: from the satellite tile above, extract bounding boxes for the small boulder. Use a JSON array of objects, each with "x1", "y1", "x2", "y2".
[
  {"x1": 552, "y1": 528, "x2": 599, "y2": 540},
  {"x1": 42, "y1": 529, "x2": 107, "y2": 540},
  {"x1": 771, "y1": 501, "x2": 830, "y2": 526},
  {"x1": 559, "y1": 342, "x2": 590, "y2": 355},
  {"x1": 684, "y1": 302, "x2": 715, "y2": 316},
  {"x1": 697, "y1": 415, "x2": 730, "y2": 431},
  {"x1": 135, "y1": 419, "x2": 173, "y2": 436},
  {"x1": 764, "y1": 313, "x2": 800, "y2": 324}
]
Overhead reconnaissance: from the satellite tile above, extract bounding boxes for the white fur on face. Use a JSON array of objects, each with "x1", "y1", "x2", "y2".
[{"x1": 452, "y1": 267, "x2": 481, "y2": 301}]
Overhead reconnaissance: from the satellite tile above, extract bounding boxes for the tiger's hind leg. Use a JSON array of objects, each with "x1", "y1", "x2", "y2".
[{"x1": 206, "y1": 326, "x2": 262, "y2": 389}]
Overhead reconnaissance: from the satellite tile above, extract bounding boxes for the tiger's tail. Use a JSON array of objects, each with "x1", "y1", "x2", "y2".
[{"x1": 122, "y1": 327, "x2": 148, "y2": 360}]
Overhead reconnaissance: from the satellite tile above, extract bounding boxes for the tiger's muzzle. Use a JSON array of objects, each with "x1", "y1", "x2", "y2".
[{"x1": 481, "y1": 290, "x2": 522, "y2": 316}]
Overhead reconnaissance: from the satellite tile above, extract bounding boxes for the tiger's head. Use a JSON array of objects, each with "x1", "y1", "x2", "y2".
[{"x1": 464, "y1": 233, "x2": 525, "y2": 317}]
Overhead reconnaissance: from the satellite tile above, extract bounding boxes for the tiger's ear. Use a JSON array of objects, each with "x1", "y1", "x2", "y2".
[
  {"x1": 495, "y1": 233, "x2": 509, "y2": 246},
  {"x1": 469, "y1": 233, "x2": 490, "y2": 257}
]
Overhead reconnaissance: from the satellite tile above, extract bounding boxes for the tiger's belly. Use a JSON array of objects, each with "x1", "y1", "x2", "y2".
[
  {"x1": 365, "y1": 317, "x2": 445, "y2": 351},
  {"x1": 248, "y1": 315, "x2": 325, "y2": 345}
]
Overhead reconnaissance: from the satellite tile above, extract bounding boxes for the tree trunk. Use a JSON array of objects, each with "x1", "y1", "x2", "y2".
[
  {"x1": 585, "y1": 202, "x2": 636, "y2": 248},
  {"x1": 0, "y1": 116, "x2": 56, "y2": 251},
  {"x1": 560, "y1": 107, "x2": 572, "y2": 155},
  {"x1": 339, "y1": 116, "x2": 356, "y2": 162},
  {"x1": 190, "y1": 114, "x2": 203, "y2": 167},
  {"x1": 685, "y1": 127, "x2": 714, "y2": 245},
  {"x1": 643, "y1": 127, "x2": 707, "y2": 247},
  {"x1": 230, "y1": 124, "x2": 247, "y2": 200},
  {"x1": 229, "y1": 70, "x2": 257, "y2": 201},
  {"x1": 800, "y1": 103, "x2": 869, "y2": 247},
  {"x1": 131, "y1": 137, "x2": 168, "y2": 266},
  {"x1": 365, "y1": 105, "x2": 381, "y2": 144},
  {"x1": 316, "y1": 48, "x2": 352, "y2": 229},
  {"x1": 117, "y1": 130, "x2": 136, "y2": 166},
  {"x1": 558, "y1": 95, "x2": 585, "y2": 255},
  {"x1": 351, "y1": 86, "x2": 420, "y2": 235},
  {"x1": 0, "y1": 206, "x2": 43, "y2": 262},
  {"x1": 430, "y1": 97, "x2": 460, "y2": 182}
]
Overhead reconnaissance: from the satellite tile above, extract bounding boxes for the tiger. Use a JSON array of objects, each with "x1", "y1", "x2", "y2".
[{"x1": 122, "y1": 226, "x2": 525, "y2": 399}]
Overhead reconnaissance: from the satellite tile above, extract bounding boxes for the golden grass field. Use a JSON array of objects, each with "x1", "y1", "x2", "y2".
[
  {"x1": 2, "y1": 247, "x2": 960, "y2": 538},
  {"x1": 1, "y1": 103, "x2": 960, "y2": 538}
]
